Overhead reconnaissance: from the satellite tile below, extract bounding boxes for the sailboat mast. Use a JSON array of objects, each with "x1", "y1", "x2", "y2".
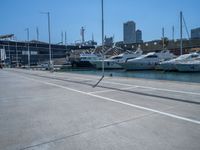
[
  {"x1": 180, "y1": 11, "x2": 183, "y2": 55},
  {"x1": 162, "y1": 27, "x2": 165, "y2": 50},
  {"x1": 172, "y1": 26, "x2": 174, "y2": 41}
]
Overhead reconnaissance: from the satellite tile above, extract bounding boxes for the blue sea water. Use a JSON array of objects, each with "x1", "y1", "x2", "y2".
[{"x1": 62, "y1": 69, "x2": 200, "y2": 83}]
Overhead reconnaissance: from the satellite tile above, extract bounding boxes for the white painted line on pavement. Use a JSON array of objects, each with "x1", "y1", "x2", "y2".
[
  {"x1": 20, "y1": 74, "x2": 200, "y2": 125},
  {"x1": 88, "y1": 86, "x2": 137, "y2": 94},
  {"x1": 54, "y1": 74, "x2": 200, "y2": 96}
]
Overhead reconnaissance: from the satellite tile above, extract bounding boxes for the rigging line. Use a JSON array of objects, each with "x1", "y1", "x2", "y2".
[{"x1": 183, "y1": 16, "x2": 190, "y2": 39}]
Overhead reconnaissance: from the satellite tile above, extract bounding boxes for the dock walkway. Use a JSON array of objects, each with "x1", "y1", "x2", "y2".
[{"x1": 0, "y1": 68, "x2": 200, "y2": 150}]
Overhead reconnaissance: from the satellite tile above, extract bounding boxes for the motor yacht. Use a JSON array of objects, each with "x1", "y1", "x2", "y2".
[
  {"x1": 158, "y1": 52, "x2": 199, "y2": 71},
  {"x1": 121, "y1": 50, "x2": 175, "y2": 70},
  {"x1": 175, "y1": 56, "x2": 200, "y2": 72},
  {"x1": 71, "y1": 53, "x2": 102, "y2": 68},
  {"x1": 91, "y1": 49, "x2": 143, "y2": 69}
]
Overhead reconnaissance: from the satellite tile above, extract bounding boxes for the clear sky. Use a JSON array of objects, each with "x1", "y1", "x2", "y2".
[{"x1": 1, "y1": 0, "x2": 199, "y2": 44}]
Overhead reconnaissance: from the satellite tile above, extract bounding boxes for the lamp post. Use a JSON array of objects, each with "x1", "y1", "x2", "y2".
[
  {"x1": 41, "y1": 12, "x2": 53, "y2": 71},
  {"x1": 101, "y1": 0, "x2": 105, "y2": 77},
  {"x1": 8, "y1": 41, "x2": 11, "y2": 67},
  {"x1": 93, "y1": 0, "x2": 104, "y2": 87},
  {"x1": 25, "y1": 28, "x2": 30, "y2": 68},
  {"x1": 15, "y1": 37, "x2": 19, "y2": 67}
]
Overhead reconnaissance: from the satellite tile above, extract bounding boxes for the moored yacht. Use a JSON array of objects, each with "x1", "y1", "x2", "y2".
[
  {"x1": 71, "y1": 53, "x2": 102, "y2": 68},
  {"x1": 175, "y1": 56, "x2": 200, "y2": 72},
  {"x1": 158, "y1": 52, "x2": 199, "y2": 71},
  {"x1": 121, "y1": 50, "x2": 175, "y2": 70},
  {"x1": 91, "y1": 49, "x2": 143, "y2": 69}
]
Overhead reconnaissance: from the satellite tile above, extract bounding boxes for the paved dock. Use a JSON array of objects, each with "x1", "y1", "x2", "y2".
[{"x1": 0, "y1": 68, "x2": 200, "y2": 150}]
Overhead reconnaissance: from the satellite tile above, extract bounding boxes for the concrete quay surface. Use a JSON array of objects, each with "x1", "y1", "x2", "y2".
[{"x1": 0, "y1": 68, "x2": 200, "y2": 150}]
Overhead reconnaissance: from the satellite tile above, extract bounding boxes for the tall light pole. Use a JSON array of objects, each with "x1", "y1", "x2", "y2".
[
  {"x1": 64, "y1": 31, "x2": 67, "y2": 45},
  {"x1": 8, "y1": 41, "x2": 11, "y2": 67},
  {"x1": 25, "y1": 28, "x2": 30, "y2": 68},
  {"x1": 93, "y1": 0, "x2": 104, "y2": 87},
  {"x1": 36, "y1": 27, "x2": 39, "y2": 41},
  {"x1": 15, "y1": 37, "x2": 19, "y2": 67},
  {"x1": 101, "y1": 0, "x2": 105, "y2": 76},
  {"x1": 41, "y1": 12, "x2": 53, "y2": 70}
]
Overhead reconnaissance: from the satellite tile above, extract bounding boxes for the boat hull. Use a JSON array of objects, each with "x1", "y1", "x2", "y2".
[
  {"x1": 71, "y1": 61, "x2": 95, "y2": 68},
  {"x1": 91, "y1": 61, "x2": 123, "y2": 69},
  {"x1": 175, "y1": 63, "x2": 200, "y2": 72},
  {"x1": 122, "y1": 61, "x2": 157, "y2": 70},
  {"x1": 158, "y1": 63, "x2": 177, "y2": 71}
]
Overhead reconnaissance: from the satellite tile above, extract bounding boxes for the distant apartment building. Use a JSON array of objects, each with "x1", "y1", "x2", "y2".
[
  {"x1": 123, "y1": 21, "x2": 136, "y2": 44},
  {"x1": 191, "y1": 27, "x2": 200, "y2": 39},
  {"x1": 136, "y1": 29, "x2": 143, "y2": 43},
  {"x1": 104, "y1": 36, "x2": 113, "y2": 46}
]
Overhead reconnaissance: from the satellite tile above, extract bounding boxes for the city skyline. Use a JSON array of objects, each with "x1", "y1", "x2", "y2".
[{"x1": 1, "y1": 0, "x2": 200, "y2": 44}]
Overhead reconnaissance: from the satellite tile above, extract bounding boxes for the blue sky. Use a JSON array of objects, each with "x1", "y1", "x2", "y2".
[{"x1": 1, "y1": 0, "x2": 199, "y2": 44}]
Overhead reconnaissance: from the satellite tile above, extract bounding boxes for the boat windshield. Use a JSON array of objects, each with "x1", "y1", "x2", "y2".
[
  {"x1": 111, "y1": 56, "x2": 123, "y2": 60},
  {"x1": 175, "y1": 53, "x2": 199, "y2": 60}
]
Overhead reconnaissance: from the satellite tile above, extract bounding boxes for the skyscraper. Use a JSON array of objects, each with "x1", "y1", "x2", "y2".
[
  {"x1": 136, "y1": 29, "x2": 142, "y2": 43},
  {"x1": 191, "y1": 27, "x2": 200, "y2": 39},
  {"x1": 123, "y1": 21, "x2": 136, "y2": 44}
]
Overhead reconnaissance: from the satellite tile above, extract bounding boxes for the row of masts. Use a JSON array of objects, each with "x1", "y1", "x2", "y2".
[
  {"x1": 35, "y1": 27, "x2": 68, "y2": 45},
  {"x1": 162, "y1": 11, "x2": 185, "y2": 55}
]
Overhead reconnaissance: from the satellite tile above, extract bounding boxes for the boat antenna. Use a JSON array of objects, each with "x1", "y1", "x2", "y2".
[{"x1": 93, "y1": 0, "x2": 105, "y2": 88}]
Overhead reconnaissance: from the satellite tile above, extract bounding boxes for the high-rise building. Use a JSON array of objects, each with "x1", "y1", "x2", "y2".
[
  {"x1": 136, "y1": 29, "x2": 142, "y2": 43},
  {"x1": 191, "y1": 27, "x2": 200, "y2": 39},
  {"x1": 123, "y1": 21, "x2": 136, "y2": 44},
  {"x1": 104, "y1": 36, "x2": 113, "y2": 46}
]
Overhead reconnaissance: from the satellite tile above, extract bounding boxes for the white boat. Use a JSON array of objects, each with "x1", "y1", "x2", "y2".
[
  {"x1": 71, "y1": 53, "x2": 102, "y2": 68},
  {"x1": 175, "y1": 56, "x2": 200, "y2": 72},
  {"x1": 121, "y1": 50, "x2": 175, "y2": 70},
  {"x1": 91, "y1": 49, "x2": 143, "y2": 69},
  {"x1": 158, "y1": 52, "x2": 199, "y2": 71}
]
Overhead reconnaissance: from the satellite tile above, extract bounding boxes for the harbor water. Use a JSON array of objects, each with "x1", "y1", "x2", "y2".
[{"x1": 61, "y1": 68, "x2": 200, "y2": 83}]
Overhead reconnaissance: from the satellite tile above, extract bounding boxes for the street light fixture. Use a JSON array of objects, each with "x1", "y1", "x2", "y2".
[
  {"x1": 25, "y1": 28, "x2": 30, "y2": 68},
  {"x1": 41, "y1": 11, "x2": 53, "y2": 71}
]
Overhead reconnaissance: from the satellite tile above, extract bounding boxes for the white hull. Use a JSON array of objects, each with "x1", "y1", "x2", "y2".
[
  {"x1": 91, "y1": 61, "x2": 122, "y2": 69},
  {"x1": 158, "y1": 63, "x2": 177, "y2": 71},
  {"x1": 122, "y1": 61, "x2": 157, "y2": 70},
  {"x1": 175, "y1": 63, "x2": 200, "y2": 72}
]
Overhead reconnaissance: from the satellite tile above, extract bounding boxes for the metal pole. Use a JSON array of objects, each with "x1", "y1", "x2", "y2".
[
  {"x1": 162, "y1": 27, "x2": 165, "y2": 50},
  {"x1": 61, "y1": 31, "x2": 63, "y2": 45},
  {"x1": 92, "y1": 0, "x2": 105, "y2": 88},
  {"x1": 180, "y1": 11, "x2": 183, "y2": 55},
  {"x1": 15, "y1": 40, "x2": 18, "y2": 67},
  {"x1": 47, "y1": 12, "x2": 53, "y2": 70},
  {"x1": 65, "y1": 31, "x2": 67, "y2": 45},
  {"x1": 172, "y1": 26, "x2": 174, "y2": 41},
  {"x1": 36, "y1": 27, "x2": 39, "y2": 41},
  {"x1": 26, "y1": 28, "x2": 30, "y2": 68},
  {"x1": 8, "y1": 41, "x2": 11, "y2": 67},
  {"x1": 102, "y1": 0, "x2": 104, "y2": 76}
]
